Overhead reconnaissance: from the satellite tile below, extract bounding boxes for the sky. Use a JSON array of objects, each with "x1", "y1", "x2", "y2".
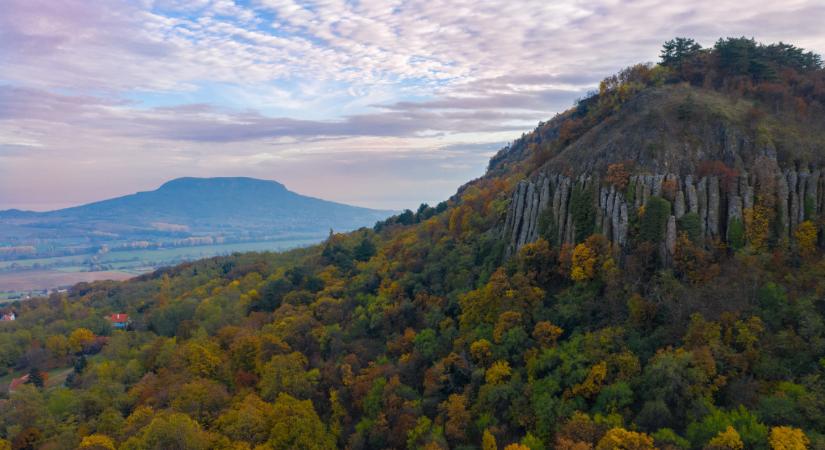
[{"x1": 1, "y1": 1, "x2": 825, "y2": 211}]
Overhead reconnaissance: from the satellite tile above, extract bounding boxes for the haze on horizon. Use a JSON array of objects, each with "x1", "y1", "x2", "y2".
[{"x1": 2, "y1": 0, "x2": 825, "y2": 211}]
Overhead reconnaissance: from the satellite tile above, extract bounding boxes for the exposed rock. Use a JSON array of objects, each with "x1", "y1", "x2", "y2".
[
  {"x1": 633, "y1": 176, "x2": 645, "y2": 209},
  {"x1": 674, "y1": 190, "x2": 686, "y2": 218},
  {"x1": 604, "y1": 187, "x2": 615, "y2": 238},
  {"x1": 666, "y1": 215, "x2": 677, "y2": 256},
  {"x1": 618, "y1": 202, "x2": 628, "y2": 246},
  {"x1": 686, "y1": 176, "x2": 698, "y2": 214},
  {"x1": 652, "y1": 174, "x2": 664, "y2": 197},
  {"x1": 808, "y1": 170, "x2": 820, "y2": 217},
  {"x1": 777, "y1": 171, "x2": 790, "y2": 240},
  {"x1": 790, "y1": 191, "x2": 800, "y2": 232},
  {"x1": 641, "y1": 176, "x2": 652, "y2": 205},
  {"x1": 501, "y1": 164, "x2": 818, "y2": 257},
  {"x1": 743, "y1": 186, "x2": 754, "y2": 211},
  {"x1": 707, "y1": 176, "x2": 720, "y2": 237},
  {"x1": 697, "y1": 177, "x2": 708, "y2": 236},
  {"x1": 557, "y1": 177, "x2": 571, "y2": 245},
  {"x1": 727, "y1": 195, "x2": 742, "y2": 241}
]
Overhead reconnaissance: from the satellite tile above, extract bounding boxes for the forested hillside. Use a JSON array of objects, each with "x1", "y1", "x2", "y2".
[{"x1": 1, "y1": 38, "x2": 825, "y2": 450}]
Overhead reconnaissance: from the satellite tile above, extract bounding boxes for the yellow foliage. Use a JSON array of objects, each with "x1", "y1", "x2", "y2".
[
  {"x1": 69, "y1": 328, "x2": 96, "y2": 353},
  {"x1": 504, "y1": 444, "x2": 531, "y2": 450},
  {"x1": 769, "y1": 426, "x2": 809, "y2": 450},
  {"x1": 607, "y1": 351, "x2": 642, "y2": 381},
  {"x1": 707, "y1": 426, "x2": 743, "y2": 450},
  {"x1": 470, "y1": 339, "x2": 493, "y2": 365},
  {"x1": 0, "y1": 439, "x2": 10, "y2": 450},
  {"x1": 483, "y1": 429, "x2": 498, "y2": 450},
  {"x1": 46, "y1": 335, "x2": 70, "y2": 358},
  {"x1": 486, "y1": 360, "x2": 512, "y2": 385},
  {"x1": 795, "y1": 220, "x2": 817, "y2": 256},
  {"x1": 183, "y1": 342, "x2": 222, "y2": 378},
  {"x1": 79, "y1": 434, "x2": 116, "y2": 450},
  {"x1": 493, "y1": 311, "x2": 523, "y2": 343},
  {"x1": 459, "y1": 268, "x2": 544, "y2": 328},
  {"x1": 595, "y1": 427, "x2": 656, "y2": 450},
  {"x1": 743, "y1": 205, "x2": 771, "y2": 250},
  {"x1": 571, "y1": 243, "x2": 597, "y2": 281},
  {"x1": 571, "y1": 361, "x2": 608, "y2": 399}
]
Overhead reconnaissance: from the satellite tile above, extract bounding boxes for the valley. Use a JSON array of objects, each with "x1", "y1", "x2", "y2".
[{"x1": 0, "y1": 238, "x2": 323, "y2": 300}]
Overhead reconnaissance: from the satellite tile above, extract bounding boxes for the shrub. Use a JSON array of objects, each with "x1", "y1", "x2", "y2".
[{"x1": 639, "y1": 196, "x2": 671, "y2": 243}]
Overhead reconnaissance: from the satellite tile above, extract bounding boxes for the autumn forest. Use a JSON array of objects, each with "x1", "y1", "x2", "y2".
[{"x1": 2, "y1": 37, "x2": 825, "y2": 450}]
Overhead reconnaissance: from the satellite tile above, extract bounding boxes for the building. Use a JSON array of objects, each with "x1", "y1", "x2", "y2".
[
  {"x1": 0, "y1": 312, "x2": 15, "y2": 322},
  {"x1": 8, "y1": 374, "x2": 29, "y2": 392},
  {"x1": 107, "y1": 313, "x2": 129, "y2": 329}
]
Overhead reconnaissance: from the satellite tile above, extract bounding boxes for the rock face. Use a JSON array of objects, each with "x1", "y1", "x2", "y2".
[{"x1": 502, "y1": 165, "x2": 825, "y2": 258}]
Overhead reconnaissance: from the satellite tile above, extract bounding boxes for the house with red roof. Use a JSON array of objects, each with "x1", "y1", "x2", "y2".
[
  {"x1": 107, "y1": 313, "x2": 129, "y2": 329},
  {"x1": 1, "y1": 312, "x2": 15, "y2": 322},
  {"x1": 8, "y1": 374, "x2": 29, "y2": 392}
]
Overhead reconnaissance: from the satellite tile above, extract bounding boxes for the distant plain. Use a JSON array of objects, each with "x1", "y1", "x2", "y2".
[{"x1": 0, "y1": 238, "x2": 321, "y2": 298}]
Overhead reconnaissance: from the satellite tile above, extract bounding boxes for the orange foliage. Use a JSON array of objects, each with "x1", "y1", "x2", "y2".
[
  {"x1": 662, "y1": 178, "x2": 678, "y2": 201},
  {"x1": 605, "y1": 162, "x2": 633, "y2": 191},
  {"x1": 532, "y1": 321, "x2": 563, "y2": 348},
  {"x1": 697, "y1": 161, "x2": 739, "y2": 191}
]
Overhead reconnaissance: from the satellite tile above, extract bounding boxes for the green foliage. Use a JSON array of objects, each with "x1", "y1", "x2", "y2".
[
  {"x1": 686, "y1": 406, "x2": 769, "y2": 450},
  {"x1": 521, "y1": 432, "x2": 545, "y2": 450},
  {"x1": 571, "y1": 184, "x2": 596, "y2": 243},
  {"x1": 661, "y1": 38, "x2": 703, "y2": 68},
  {"x1": 639, "y1": 196, "x2": 671, "y2": 243},
  {"x1": 354, "y1": 235, "x2": 377, "y2": 261},
  {"x1": 728, "y1": 217, "x2": 746, "y2": 250},
  {"x1": 635, "y1": 348, "x2": 712, "y2": 430},
  {"x1": 121, "y1": 412, "x2": 215, "y2": 450},
  {"x1": 414, "y1": 328, "x2": 439, "y2": 360},
  {"x1": 537, "y1": 208, "x2": 559, "y2": 246},
  {"x1": 259, "y1": 352, "x2": 320, "y2": 400},
  {"x1": 678, "y1": 212, "x2": 702, "y2": 243},
  {"x1": 714, "y1": 37, "x2": 822, "y2": 81},
  {"x1": 804, "y1": 196, "x2": 817, "y2": 220},
  {"x1": 652, "y1": 428, "x2": 690, "y2": 449}
]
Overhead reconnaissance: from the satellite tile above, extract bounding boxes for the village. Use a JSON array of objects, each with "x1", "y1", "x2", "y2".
[{"x1": 2, "y1": 312, "x2": 129, "y2": 395}]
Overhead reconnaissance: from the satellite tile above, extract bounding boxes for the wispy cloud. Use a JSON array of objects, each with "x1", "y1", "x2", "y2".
[{"x1": 1, "y1": 0, "x2": 824, "y2": 210}]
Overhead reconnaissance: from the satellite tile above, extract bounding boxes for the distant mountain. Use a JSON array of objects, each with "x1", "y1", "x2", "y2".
[{"x1": 0, "y1": 177, "x2": 393, "y2": 258}]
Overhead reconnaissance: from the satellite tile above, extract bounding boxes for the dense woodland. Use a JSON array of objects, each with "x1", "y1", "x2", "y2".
[{"x1": 1, "y1": 38, "x2": 825, "y2": 450}]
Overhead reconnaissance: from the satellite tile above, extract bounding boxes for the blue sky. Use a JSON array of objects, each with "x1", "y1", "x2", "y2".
[{"x1": 1, "y1": 0, "x2": 824, "y2": 211}]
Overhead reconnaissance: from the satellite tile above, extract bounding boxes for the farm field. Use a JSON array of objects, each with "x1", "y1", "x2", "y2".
[
  {"x1": 0, "y1": 270, "x2": 134, "y2": 292},
  {"x1": 0, "y1": 238, "x2": 321, "y2": 296}
]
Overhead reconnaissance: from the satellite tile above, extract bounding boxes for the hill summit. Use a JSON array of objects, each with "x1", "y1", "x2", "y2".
[
  {"x1": 0, "y1": 177, "x2": 392, "y2": 260},
  {"x1": 48, "y1": 176, "x2": 390, "y2": 231}
]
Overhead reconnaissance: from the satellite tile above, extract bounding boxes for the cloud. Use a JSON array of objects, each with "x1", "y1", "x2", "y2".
[{"x1": 0, "y1": 0, "x2": 824, "y2": 210}]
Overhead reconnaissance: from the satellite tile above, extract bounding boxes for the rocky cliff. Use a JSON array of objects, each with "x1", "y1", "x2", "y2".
[{"x1": 503, "y1": 164, "x2": 823, "y2": 259}]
